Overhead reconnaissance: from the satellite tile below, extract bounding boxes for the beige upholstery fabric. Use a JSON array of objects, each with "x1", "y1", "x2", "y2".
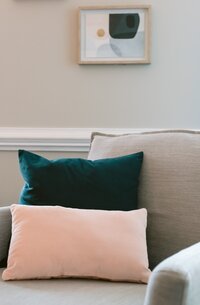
[
  {"x1": 0, "y1": 269, "x2": 146, "y2": 305},
  {"x1": 88, "y1": 130, "x2": 200, "y2": 269}
]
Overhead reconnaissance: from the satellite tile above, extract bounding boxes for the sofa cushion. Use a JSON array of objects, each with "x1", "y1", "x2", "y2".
[
  {"x1": 0, "y1": 269, "x2": 146, "y2": 305},
  {"x1": 3, "y1": 204, "x2": 150, "y2": 282},
  {"x1": 19, "y1": 149, "x2": 143, "y2": 211},
  {"x1": 88, "y1": 130, "x2": 200, "y2": 269},
  {"x1": 0, "y1": 207, "x2": 11, "y2": 267}
]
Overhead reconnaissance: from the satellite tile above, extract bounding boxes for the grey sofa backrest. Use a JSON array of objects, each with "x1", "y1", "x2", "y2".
[
  {"x1": 89, "y1": 130, "x2": 200, "y2": 269},
  {"x1": 0, "y1": 207, "x2": 11, "y2": 267}
]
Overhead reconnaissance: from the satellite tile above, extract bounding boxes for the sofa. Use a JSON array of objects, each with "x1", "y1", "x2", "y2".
[{"x1": 0, "y1": 129, "x2": 200, "y2": 305}]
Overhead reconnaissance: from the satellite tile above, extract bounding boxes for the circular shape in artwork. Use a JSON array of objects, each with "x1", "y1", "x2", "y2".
[{"x1": 97, "y1": 29, "x2": 105, "y2": 38}]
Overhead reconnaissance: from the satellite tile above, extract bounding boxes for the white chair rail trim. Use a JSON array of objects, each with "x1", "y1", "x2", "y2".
[
  {"x1": 0, "y1": 128, "x2": 197, "y2": 152},
  {"x1": 0, "y1": 127, "x2": 146, "y2": 152}
]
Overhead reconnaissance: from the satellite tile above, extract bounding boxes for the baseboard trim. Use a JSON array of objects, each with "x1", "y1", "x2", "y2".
[{"x1": 0, "y1": 127, "x2": 152, "y2": 152}]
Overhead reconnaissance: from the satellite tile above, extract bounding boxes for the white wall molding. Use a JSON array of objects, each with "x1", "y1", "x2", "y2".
[
  {"x1": 0, "y1": 127, "x2": 197, "y2": 152},
  {"x1": 0, "y1": 127, "x2": 153, "y2": 152}
]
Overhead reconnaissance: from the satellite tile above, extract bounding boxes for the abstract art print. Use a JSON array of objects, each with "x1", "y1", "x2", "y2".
[{"x1": 79, "y1": 5, "x2": 151, "y2": 64}]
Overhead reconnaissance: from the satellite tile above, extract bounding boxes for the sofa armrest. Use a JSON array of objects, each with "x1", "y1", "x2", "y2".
[
  {"x1": 144, "y1": 242, "x2": 200, "y2": 305},
  {"x1": 0, "y1": 206, "x2": 11, "y2": 267}
]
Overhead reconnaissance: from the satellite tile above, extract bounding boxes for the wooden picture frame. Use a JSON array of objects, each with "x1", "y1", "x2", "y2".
[{"x1": 78, "y1": 5, "x2": 151, "y2": 65}]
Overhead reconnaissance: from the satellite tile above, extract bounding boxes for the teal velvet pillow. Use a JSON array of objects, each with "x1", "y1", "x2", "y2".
[{"x1": 18, "y1": 150, "x2": 143, "y2": 211}]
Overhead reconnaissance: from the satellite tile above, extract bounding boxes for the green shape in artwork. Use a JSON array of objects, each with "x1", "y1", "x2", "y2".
[{"x1": 109, "y1": 14, "x2": 140, "y2": 39}]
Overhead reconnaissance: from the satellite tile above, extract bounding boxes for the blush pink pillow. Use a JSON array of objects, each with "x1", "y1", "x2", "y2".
[{"x1": 2, "y1": 204, "x2": 151, "y2": 282}]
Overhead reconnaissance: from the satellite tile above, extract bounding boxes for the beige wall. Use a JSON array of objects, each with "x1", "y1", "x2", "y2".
[{"x1": 0, "y1": 0, "x2": 199, "y2": 129}]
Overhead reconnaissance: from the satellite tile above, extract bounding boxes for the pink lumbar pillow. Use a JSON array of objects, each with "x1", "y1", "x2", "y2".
[{"x1": 2, "y1": 204, "x2": 151, "y2": 282}]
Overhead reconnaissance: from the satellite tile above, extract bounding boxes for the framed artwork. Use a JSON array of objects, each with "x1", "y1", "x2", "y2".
[{"x1": 78, "y1": 5, "x2": 151, "y2": 65}]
